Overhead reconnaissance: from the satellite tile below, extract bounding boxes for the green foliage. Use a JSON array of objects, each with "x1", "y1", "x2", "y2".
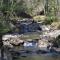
[
  {"x1": 0, "y1": 22, "x2": 10, "y2": 34},
  {"x1": 44, "y1": 19, "x2": 53, "y2": 25},
  {"x1": 44, "y1": 16, "x2": 57, "y2": 25},
  {"x1": 45, "y1": 0, "x2": 59, "y2": 24},
  {"x1": 0, "y1": 15, "x2": 11, "y2": 34},
  {"x1": 0, "y1": 0, "x2": 16, "y2": 34}
]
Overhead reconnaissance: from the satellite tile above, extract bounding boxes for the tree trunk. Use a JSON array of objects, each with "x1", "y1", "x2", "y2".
[
  {"x1": 45, "y1": 0, "x2": 48, "y2": 16},
  {"x1": 0, "y1": 34, "x2": 4, "y2": 60}
]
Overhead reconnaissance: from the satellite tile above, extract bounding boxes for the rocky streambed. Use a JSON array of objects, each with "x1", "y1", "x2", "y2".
[
  {"x1": 2, "y1": 30, "x2": 60, "y2": 53},
  {"x1": 1, "y1": 20, "x2": 60, "y2": 60}
]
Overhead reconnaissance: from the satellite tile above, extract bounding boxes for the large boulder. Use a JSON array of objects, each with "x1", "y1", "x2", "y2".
[{"x1": 15, "y1": 0, "x2": 45, "y2": 16}]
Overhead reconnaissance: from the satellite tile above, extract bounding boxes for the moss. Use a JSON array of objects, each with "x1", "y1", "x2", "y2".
[{"x1": 33, "y1": 15, "x2": 46, "y2": 22}]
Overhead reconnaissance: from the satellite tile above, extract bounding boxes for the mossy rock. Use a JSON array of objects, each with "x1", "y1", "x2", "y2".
[
  {"x1": 33, "y1": 15, "x2": 46, "y2": 22},
  {"x1": 51, "y1": 22, "x2": 60, "y2": 29}
]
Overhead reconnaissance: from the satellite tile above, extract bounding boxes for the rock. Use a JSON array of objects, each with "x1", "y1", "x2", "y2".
[
  {"x1": 22, "y1": 0, "x2": 45, "y2": 16},
  {"x1": 51, "y1": 22, "x2": 60, "y2": 30},
  {"x1": 47, "y1": 30, "x2": 60, "y2": 38},
  {"x1": 2, "y1": 34, "x2": 18, "y2": 40},
  {"x1": 10, "y1": 37, "x2": 24, "y2": 46},
  {"x1": 53, "y1": 48, "x2": 60, "y2": 52},
  {"x1": 19, "y1": 20, "x2": 42, "y2": 33},
  {"x1": 3, "y1": 40, "x2": 13, "y2": 48},
  {"x1": 38, "y1": 40, "x2": 49, "y2": 50},
  {"x1": 2, "y1": 34, "x2": 24, "y2": 47},
  {"x1": 41, "y1": 25, "x2": 51, "y2": 32},
  {"x1": 33, "y1": 15, "x2": 46, "y2": 22}
]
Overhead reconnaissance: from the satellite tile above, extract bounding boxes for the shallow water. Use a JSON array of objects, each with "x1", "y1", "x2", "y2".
[
  {"x1": 13, "y1": 54, "x2": 60, "y2": 60},
  {"x1": 11, "y1": 51, "x2": 60, "y2": 60}
]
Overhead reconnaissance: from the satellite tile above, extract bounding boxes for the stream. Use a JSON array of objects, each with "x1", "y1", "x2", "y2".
[
  {"x1": 1, "y1": 19, "x2": 60, "y2": 60},
  {"x1": 12, "y1": 53, "x2": 60, "y2": 60}
]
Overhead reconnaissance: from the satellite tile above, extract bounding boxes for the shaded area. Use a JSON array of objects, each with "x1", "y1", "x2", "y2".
[
  {"x1": 16, "y1": 12, "x2": 32, "y2": 18},
  {"x1": 12, "y1": 20, "x2": 42, "y2": 34}
]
